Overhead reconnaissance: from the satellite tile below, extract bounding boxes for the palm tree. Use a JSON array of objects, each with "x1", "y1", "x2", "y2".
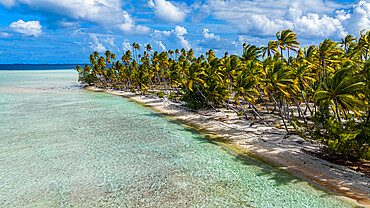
[
  {"x1": 314, "y1": 68, "x2": 366, "y2": 122},
  {"x1": 358, "y1": 30, "x2": 370, "y2": 58},
  {"x1": 261, "y1": 41, "x2": 279, "y2": 58},
  {"x1": 242, "y1": 44, "x2": 261, "y2": 62},
  {"x1": 315, "y1": 39, "x2": 341, "y2": 86},
  {"x1": 262, "y1": 55, "x2": 297, "y2": 133},
  {"x1": 132, "y1": 42, "x2": 141, "y2": 63},
  {"x1": 145, "y1": 44, "x2": 152, "y2": 53},
  {"x1": 276, "y1": 29, "x2": 300, "y2": 65},
  {"x1": 233, "y1": 69, "x2": 260, "y2": 119},
  {"x1": 340, "y1": 34, "x2": 356, "y2": 54},
  {"x1": 220, "y1": 55, "x2": 241, "y2": 107}
]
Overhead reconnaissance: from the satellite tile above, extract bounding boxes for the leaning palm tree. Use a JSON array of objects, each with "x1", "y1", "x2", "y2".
[
  {"x1": 276, "y1": 29, "x2": 300, "y2": 65},
  {"x1": 261, "y1": 40, "x2": 279, "y2": 58},
  {"x1": 219, "y1": 55, "x2": 241, "y2": 107},
  {"x1": 262, "y1": 55, "x2": 297, "y2": 133},
  {"x1": 233, "y1": 69, "x2": 260, "y2": 120},
  {"x1": 357, "y1": 30, "x2": 370, "y2": 61},
  {"x1": 340, "y1": 34, "x2": 356, "y2": 54},
  {"x1": 315, "y1": 39, "x2": 341, "y2": 86},
  {"x1": 242, "y1": 44, "x2": 261, "y2": 62},
  {"x1": 314, "y1": 68, "x2": 366, "y2": 122}
]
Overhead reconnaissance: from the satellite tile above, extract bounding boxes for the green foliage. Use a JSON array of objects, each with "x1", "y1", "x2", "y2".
[
  {"x1": 310, "y1": 105, "x2": 369, "y2": 159},
  {"x1": 76, "y1": 65, "x2": 97, "y2": 85},
  {"x1": 181, "y1": 88, "x2": 207, "y2": 110},
  {"x1": 156, "y1": 91, "x2": 164, "y2": 98}
]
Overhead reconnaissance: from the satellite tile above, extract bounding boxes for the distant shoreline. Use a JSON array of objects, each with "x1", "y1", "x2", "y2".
[
  {"x1": 85, "y1": 85, "x2": 370, "y2": 207},
  {"x1": 0, "y1": 64, "x2": 87, "y2": 70}
]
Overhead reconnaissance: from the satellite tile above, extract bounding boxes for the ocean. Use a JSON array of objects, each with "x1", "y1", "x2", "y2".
[{"x1": 0, "y1": 64, "x2": 83, "y2": 70}]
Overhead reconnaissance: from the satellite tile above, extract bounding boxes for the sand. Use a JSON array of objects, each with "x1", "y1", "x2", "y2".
[{"x1": 86, "y1": 86, "x2": 370, "y2": 207}]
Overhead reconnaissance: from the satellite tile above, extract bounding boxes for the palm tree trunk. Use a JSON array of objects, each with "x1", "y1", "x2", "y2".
[
  {"x1": 227, "y1": 73, "x2": 231, "y2": 107},
  {"x1": 334, "y1": 97, "x2": 341, "y2": 122},
  {"x1": 300, "y1": 87, "x2": 312, "y2": 115},
  {"x1": 222, "y1": 100, "x2": 239, "y2": 114},
  {"x1": 195, "y1": 83, "x2": 216, "y2": 109},
  {"x1": 238, "y1": 102, "x2": 250, "y2": 120},
  {"x1": 242, "y1": 95, "x2": 266, "y2": 124},
  {"x1": 281, "y1": 48, "x2": 284, "y2": 64},
  {"x1": 256, "y1": 86, "x2": 270, "y2": 113},
  {"x1": 282, "y1": 94, "x2": 293, "y2": 125},
  {"x1": 292, "y1": 94, "x2": 308, "y2": 125},
  {"x1": 270, "y1": 90, "x2": 290, "y2": 133}
]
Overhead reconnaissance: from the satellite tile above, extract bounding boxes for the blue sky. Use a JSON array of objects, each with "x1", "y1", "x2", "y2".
[{"x1": 0, "y1": 0, "x2": 369, "y2": 63}]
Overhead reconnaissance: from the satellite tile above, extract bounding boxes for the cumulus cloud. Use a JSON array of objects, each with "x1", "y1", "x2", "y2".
[
  {"x1": 148, "y1": 0, "x2": 186, "y2": 23},
  {"x1": 173, "y1": 26, "x2": 191, "y2": 50},
  {"x1": 0, "y1": 32, "x2": 11, "y2": 38},
  {"x1": 0, "y1": 0, "x2": 150, "y2": 34},
  {"x1": 200, "y1": 28, "x2": 238, "y2": 52},
  {"x1": 89, "y1": 34, "x2": 106, "y2": 53},
  {"x1": 339, "y1": 1, "x2": 370, "y2": 35},
  {"x1": 154, "y1": 26, "x2": 191, "y2": 50},
  {"x1": 122, "y1": 40, "x2": 132, "y2": 52},
  {"x1": 202, "y1": 28, "x2": 220, "y2": 40},
  {"x1": 10, "y1": 20, "x2": 42, "y2": 37},
  {"x1": 205, "y1": 0, "x2": 369, "y2": 39},
  {"x1": 294, "y1": 13, "x2": 346, "y2": 38},
  {"x1": 155, "y1": 41, "x2": 167, "y2": 51},
  {"x1": 1, "y1": 0, "x2": 16, "y2": 8}
]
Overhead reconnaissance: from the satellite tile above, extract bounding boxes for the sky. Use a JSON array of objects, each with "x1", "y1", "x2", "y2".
[{"x1": 0, "y1": 0, "x2": 369, "y2": 64}]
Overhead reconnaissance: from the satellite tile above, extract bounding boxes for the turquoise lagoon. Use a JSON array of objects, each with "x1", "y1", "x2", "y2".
[{"x1": 0, "y1": 70, "x2": 354, "y2": 207}]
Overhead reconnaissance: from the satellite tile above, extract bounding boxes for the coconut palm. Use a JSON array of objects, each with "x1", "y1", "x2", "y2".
[
  {"x1": 315, "y1": 39, "x2": 341, "y2": 86},
  {"x1": 261, "y1": 41, "x2": 279, "y2": 58},
  {"x1": 341, "y1": 34, "x2": 356, "y2": 54},
  {"x1": 262, "y1": 55, "x2": 297, "y2": 132},
  {"x1": 276, "y1": 29, "x2": 300, "y2": 65},
  {"x1": 314, "y1": 68, "x2": 366, "y2": 121}
]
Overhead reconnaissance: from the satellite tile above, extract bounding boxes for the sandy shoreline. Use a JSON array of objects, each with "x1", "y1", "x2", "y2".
[{"x1": 86, "y1": 86, "x2": 369, "y2": 207}]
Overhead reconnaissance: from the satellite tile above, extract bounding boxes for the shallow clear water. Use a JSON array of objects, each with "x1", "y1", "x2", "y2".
[{"x1": 0, "y1": 70, "x2": 354, "y2": 207}]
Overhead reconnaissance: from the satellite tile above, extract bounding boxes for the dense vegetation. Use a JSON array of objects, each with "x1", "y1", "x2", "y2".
[{"x1": 76, "y1": 29, "x2": 369, "y2": 160}]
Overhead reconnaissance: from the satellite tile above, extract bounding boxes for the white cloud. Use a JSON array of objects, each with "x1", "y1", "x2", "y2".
[
  {"x1": 0, "y1": 0, "x2": 16, "y2": 8},
  {"x1": 205, "y1": 0, "x2": 366, "y2": 39},
  {"x1": 89, "y1": 34, "x2": 106, "y2": 53},
  {"x1": 294, "y1": 13, "x2": 347, "y2": 38},
  {"x1": 153, "y1": 26, "x2": 191, "y2": 50},
  {"x1": 202, "y1": 28, "x2": 220, "y2": 40},
  {"x1": 122, "y1": 40, "x2": 132, "y2": 52},
  {"x1": 190, "y1": 2, "x2": 211, "y2": 23},
  {"x1": 148, "y1": 0, "x2": 186, "y2": 23},
  {"x1": 56, "y1": 19, "x2": 80, "y2": 28},
  {"x1": 200, "y1": 28, "x2": 238, "y2": 52},
  {"x1": 155, "y1": 41, "x2": 167, "y2": 51},
  {"x1": 10, "y1": 20, "x2": 42, "y2": 37},
  {"x1": 340, "y1": 1, "x2": 370, "y2": 35},
  {"x1": 103, "y1": 37, "x2": 116, "y2": 48},
  {"x1": 1, "y1": 0, "x2": 150, "y2": 34},
  {"x1": 174, "y1": 26, "x2": 191, "y2": 50},
  {"x1": 0, "y1": 32, "x2": 10, "y2": 38}
]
